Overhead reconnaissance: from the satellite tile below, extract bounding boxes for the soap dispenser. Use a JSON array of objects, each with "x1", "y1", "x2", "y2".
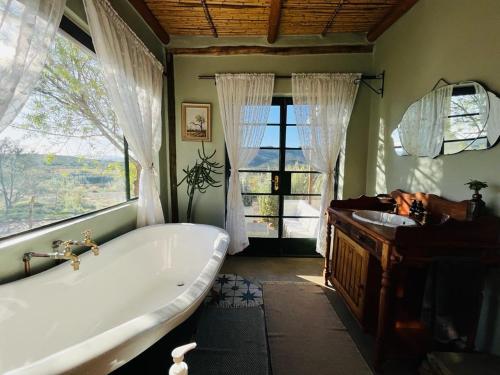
[{"x1": 169, "y1": 342, "x2": 197, "y2": 375}]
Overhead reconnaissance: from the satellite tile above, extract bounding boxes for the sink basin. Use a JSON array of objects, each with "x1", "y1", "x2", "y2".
[{"x1": 352, "y1": 210, "x2": 418, "y2": 228}]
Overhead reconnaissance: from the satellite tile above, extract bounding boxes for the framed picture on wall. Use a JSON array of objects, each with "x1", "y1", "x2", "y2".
[{"x1": 181, "y1": 103, "x2": 212, "y2": 142}]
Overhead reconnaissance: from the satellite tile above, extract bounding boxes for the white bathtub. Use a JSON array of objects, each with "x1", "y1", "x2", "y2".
[{"x1": 0, "y1": 223, "x2": 229, "y2": 374}]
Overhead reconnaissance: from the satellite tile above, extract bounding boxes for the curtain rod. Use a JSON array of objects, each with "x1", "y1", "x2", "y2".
[
  {"x1": 198, "y1": 72, "x2": 385, "y2": 96},
  {"x1": 198, "y1": 73, "x2": 382, "y2": 80}
]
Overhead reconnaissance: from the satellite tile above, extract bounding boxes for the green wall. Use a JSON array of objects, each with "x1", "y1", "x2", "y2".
[
  {"x1": 0, "y1": 0, "x2": 166, "y2": 283},
  {"x1": 364, "y1": 0, "x2": 500, "y2": 354},
  {"x1": 173, "y1": 53, "x2": 375, "y2": 225}
]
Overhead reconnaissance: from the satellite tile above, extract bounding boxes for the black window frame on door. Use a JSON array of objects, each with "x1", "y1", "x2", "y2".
[{"x1": 225, "y1": 97, "x2": 339, "y2": 257}]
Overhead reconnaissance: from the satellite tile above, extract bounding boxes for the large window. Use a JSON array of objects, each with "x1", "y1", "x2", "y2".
[{"x1": 0, "y1": 18, "x2": 137, "y2": 238}]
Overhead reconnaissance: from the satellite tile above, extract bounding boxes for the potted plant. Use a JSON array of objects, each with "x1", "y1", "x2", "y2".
[{"x1": 465, "y1": 179, "x2": 488, "y2": 219}]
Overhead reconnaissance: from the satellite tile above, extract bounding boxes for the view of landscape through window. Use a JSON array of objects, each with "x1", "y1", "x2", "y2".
[
  {"x1": 240, "y1": 104, "x2": 322, "y2": 239},
  {"x1": 0, "y1": 30, "x2": 137, "y2": 238}
]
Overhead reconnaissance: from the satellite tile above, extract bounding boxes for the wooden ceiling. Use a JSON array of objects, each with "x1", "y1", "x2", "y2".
[{"x1": 132, "y1": 0, "x2": 418, "y2": 45}]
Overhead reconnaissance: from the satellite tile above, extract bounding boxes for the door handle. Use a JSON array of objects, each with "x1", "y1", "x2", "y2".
[{"x1": 274, "y1": 175, "x2": 279, "y2": 191}]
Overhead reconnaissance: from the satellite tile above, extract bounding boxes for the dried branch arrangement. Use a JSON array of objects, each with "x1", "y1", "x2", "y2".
[{"x1": 178, "y1": 142, "x2": 223, "y2": 222}]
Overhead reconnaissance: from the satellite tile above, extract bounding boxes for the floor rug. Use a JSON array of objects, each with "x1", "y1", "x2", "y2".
[
  {"x1": 263, "y1": 281, "x2": 372, "y2": 375},
  {"x1": 188, "y1": 305, "x2": 269, "y2": 375},
  {"x1": 205, "y1": 273, "x2": 263, "y2": 308}
]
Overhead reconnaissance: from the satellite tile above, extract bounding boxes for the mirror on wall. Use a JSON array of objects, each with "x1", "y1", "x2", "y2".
[{"x1": 392, "y1": 81, "x2": 500, "y2": 157}]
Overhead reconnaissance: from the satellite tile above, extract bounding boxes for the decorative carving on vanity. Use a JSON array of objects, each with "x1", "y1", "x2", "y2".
[{"x1": 324, "y1": 192, "x2": 500, "y2": 372}]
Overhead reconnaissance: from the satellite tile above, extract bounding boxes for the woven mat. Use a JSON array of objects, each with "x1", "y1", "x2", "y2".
[
  {"x1": 263, "y1": 282, "x2": 372, "y2": 375},
  {"x1": 188, "y1": 305, "x2": 269, "y2": 375}
]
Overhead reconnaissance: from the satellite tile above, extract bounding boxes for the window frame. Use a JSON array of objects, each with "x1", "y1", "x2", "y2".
[
  {"x1": 0, "y1": 15, "x2": 136, "y2": 241},
  {"x1": 225, "y1": 97, "x2": 339, "y2": 240}
]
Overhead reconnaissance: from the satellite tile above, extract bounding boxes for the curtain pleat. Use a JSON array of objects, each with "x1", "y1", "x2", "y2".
[
  {"x1": 0, "y1": 0, "x2": 65, "y2": 132},
  {"x1": 292, "y1": 73, "x2": 360, "y2": 256},
  {"x1": 83, "y1": 0, "x2": 164, "y2": 227},
  {"x1": 216, "y1": 73, "x2": 274, "y2": 255}
]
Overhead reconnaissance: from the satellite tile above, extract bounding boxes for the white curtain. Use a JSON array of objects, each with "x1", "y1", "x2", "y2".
[
  {"x1": 84, "y1": 0, "x2": 164, "y2": 227},
  {"x1": 398, "y1": 85, "x2": 453, "y2": 158},
  {"x1": 292, "y1": 73, "x2": 360, "y2": 256},
  {"x1": 0, "y1": 0, "x2": 65, "y2": 132},
  {"x1": 486, "y1": 91, "x2": 500, "y2": 145},
  {"x1": 216, "y1": 73, "x2": 274, "y2": 255}
]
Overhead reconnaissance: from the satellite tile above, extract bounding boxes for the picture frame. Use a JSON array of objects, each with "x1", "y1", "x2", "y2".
[{"x1": 181, "y1": 103, "x2": 212, "y2": 142}]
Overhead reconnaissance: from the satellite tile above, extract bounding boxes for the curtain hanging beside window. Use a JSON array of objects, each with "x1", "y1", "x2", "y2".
[
  {"x1": 216, "y1": 73, "x2": 274, "y2": 255},
  {"x1": 83, "y1": 0, "x2": 164, "y2": 227},
  {"x1": 292, "y1": 73, "x2": 360, "y2": 256},
  {"x1": 0, "y1": 0, "x2": 65, "y2": 132}
]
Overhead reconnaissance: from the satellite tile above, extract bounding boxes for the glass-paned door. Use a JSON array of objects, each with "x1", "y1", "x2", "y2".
[{"x1": 235, "y1": 97, "x2": 327, "y2": 256}]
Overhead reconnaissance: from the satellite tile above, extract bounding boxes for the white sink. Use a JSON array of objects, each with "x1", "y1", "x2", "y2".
[{"x1": 352, "y1": 210, "x2": 418, "y2": 228}]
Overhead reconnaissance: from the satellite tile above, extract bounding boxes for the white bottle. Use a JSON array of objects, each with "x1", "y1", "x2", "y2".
[{"x1": 169, "y1": 342, "x2": 197, "y2": 375}]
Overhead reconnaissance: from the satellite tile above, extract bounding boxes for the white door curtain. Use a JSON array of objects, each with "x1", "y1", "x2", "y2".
[
  {"x1": 0, "y1": 0, "x2": 65, "y2": 132},
  {"x1": 292, "y1": 73, "x2": 360, "y2": 256},
  {"x1": 83, "y1": 0, "x2": 164, "y2": 227},
  {"x1": 216, "y1": 73, "x2": 274, "y2": 255}
]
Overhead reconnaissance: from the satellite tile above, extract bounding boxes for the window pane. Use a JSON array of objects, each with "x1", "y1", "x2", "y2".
[
  {"x1": 291, "y1": 173, "x2": 322, "y2": 194},
  {"x1": 247, "y1": 149, "x2": 279, "y2": 171},
  {"x1": 261, "y1": 126, "x2": 280, "y2": 148},
  {"x1": 246, "y1": 217, "x2": 278, "y2": 238},
  {"x1": 243, "y1": 195, "x2": 279, "y2": 216},
  {"x1": 286, "y1": 105, "x2": 296, "y2": 124},
  {"x1": 286, "y1": 126, "x2": 301, "y2": 148},
  {"x1": 283, "y1": 217, "x2": 319, "y2": 238},
  {"x1": 0, "y1": 31, "x2": 127, "y2": 238},
  {"x1": 285, "y1": 149, "x2": 310, "y2": 171},
  {"x1": 268, "y1": 106, "x2": 280, "y2": 124},
  {"x1": 240, "y1": 172, "x2": 272, "y2": 193},
  {"x1": 283, "y1": 196, "x2": 321, "y2": 216}
]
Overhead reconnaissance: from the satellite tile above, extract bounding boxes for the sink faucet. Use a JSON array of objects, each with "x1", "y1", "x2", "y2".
[{"x1": 22, "y1": 230, "x2": 98, "y2": 276}]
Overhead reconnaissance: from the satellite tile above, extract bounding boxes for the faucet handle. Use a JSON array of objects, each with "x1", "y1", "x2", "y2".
[
  {"x1": 82, "y1": 229, "x2": 99, "y2": 256},
  {"x1": 82, "y1": 229, "x2": 92, "y2": 242}
]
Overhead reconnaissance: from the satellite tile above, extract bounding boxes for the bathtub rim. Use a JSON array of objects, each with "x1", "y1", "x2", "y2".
[{"x1": 3, "y1": 223, "x2": 229, "y2": 375}]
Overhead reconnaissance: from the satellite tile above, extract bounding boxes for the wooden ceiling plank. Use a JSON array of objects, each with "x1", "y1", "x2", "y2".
[
  {"x1": 169, "y1": 44, "x2": 373, "y2": 55},
  {"x1": 267, "y1": 0, "x2": 282, "y2": 44},
  {"x1": 129, "y1": 0, "x2": 170, "y2": 44},
  {"x1": 200, "y1": 0, "x2": 219, "y2": 37},
  {"x1": 367, "y1": 0, "x2": 419, "y2": 41}
]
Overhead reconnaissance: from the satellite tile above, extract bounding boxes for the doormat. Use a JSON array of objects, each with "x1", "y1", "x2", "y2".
[{"x1": 205, "y1": 274, "x2": 263, "y2": 308}]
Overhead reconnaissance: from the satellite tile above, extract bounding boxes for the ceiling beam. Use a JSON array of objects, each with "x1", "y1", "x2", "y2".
[
  {"x1": 267, "y1": 0, "x2": 282, "y2": 44},
  {"x1": 367, "y1": 0, "x2": 419, "y2": 42},
  {"x1": 128, "y1": 0, "x2": 170, "y2": 45},
  {"x1": 200, "y1": 0, "x2": 218, "y2": 38},
  {"x1": 321, "y1": 0, "x2": 346, "y2": 37},
  {"x1": 169, "y1": 45, "x2": 373, "y2": 56}
]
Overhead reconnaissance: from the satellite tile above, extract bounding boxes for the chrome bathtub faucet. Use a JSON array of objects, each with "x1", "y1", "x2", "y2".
[{"x1": 22, "y1": 229, "x2": 99, "y2": 276}]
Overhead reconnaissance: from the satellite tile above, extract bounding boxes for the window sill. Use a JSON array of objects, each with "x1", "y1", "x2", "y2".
[{"x1": 0, "y1": 200, "x2": 137, "y2": 250}]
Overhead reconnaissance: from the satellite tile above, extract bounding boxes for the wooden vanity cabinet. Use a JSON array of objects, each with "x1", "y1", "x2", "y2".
[
  {"x1": 331, "y1": 230, "x2": 370, "y2": 322},
  {"x1": 324, "y1": 192, "x2": 500, "y2": 372}
]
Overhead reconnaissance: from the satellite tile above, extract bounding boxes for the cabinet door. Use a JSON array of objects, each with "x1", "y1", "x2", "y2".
[{"x1": 332, "y1": 229, "x2": 370, "y2": 322}]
